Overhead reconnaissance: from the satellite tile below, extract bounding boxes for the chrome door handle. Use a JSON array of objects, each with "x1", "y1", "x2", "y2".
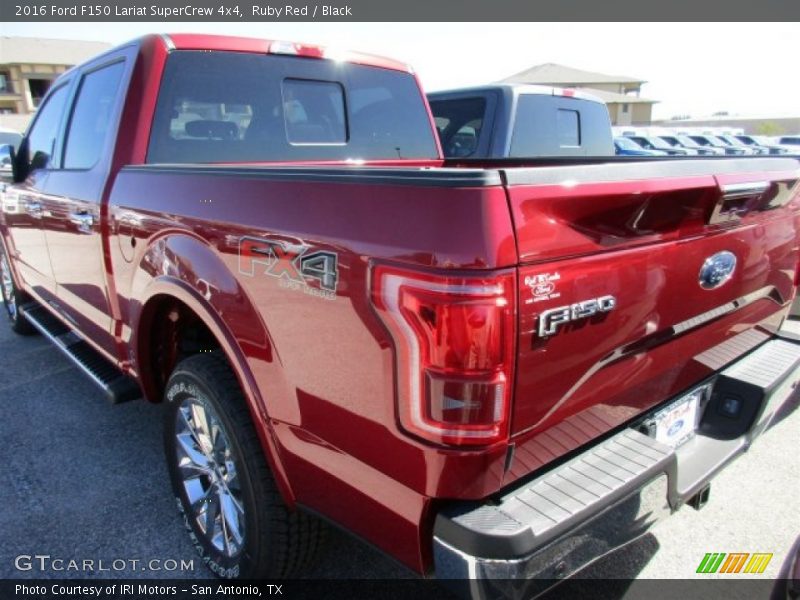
[{"x1": 69, "y1": 211, "x2": 94, "y2": 232}]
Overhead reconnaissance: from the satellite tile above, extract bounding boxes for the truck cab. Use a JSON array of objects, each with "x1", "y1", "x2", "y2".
[{"x1": 427, "y1": 84, "x2": 614, "y2": 158}]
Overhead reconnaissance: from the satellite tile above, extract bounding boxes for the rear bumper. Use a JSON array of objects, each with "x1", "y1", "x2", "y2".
[{"x1": 433, "y1": 334, "x2": 800, "y2": 598}]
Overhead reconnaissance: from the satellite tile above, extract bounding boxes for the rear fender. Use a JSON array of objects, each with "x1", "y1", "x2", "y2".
[{"x1": 130, "y1": 233, "x2": 296, "y2": 506}]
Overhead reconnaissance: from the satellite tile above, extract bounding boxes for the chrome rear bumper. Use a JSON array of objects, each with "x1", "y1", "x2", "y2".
[{"x1": 433, "y1": 336, "x2": 800, "y2": 598}]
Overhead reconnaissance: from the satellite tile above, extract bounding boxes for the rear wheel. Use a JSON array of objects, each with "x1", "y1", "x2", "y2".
[
  {"x1": 163, "y1": 353, "x2": 325, "y2": 578},
  {"x1": 0, "y1": 246, "x2": 36, "y2": 335}
]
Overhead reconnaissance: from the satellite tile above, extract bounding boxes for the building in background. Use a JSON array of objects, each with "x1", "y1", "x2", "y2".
[
  {"x1": 0, "y1": 36, "x2": 111, "y2": 132},
  {"x1": 501, "y1": 63, "x2": 657, "y2": 126}
]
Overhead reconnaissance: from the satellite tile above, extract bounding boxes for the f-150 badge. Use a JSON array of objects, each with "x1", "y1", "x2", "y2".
[
  {"x1": 538, "y1": 295, "x2": 616, "y2": 337},
  {"x1": 238, "y1": 236, "x2": 339, "y2": 300}
]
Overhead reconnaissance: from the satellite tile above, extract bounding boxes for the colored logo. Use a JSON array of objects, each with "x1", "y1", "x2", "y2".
[
  {"x1": 698, "y1": 251, "x2": 737, "y2": 289},
  {"x1": 696, "y1": 552, "x2": 773, "y2": 574}
]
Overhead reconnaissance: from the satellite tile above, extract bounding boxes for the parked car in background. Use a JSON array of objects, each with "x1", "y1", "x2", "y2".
[
  {"x1": 717, "y1": 134, "x2": 769, "y2": 155},
  {"x1": 659, "y1": 134, "x2": 722, "y2": 155},
  {"x1": 688, "y1": 134, "x2": 750, "y2": 155},
  {"x1": 614, "y1": 136, "x2": 666, "y2": 156},
  {"x1": 735, "y1": 134, "x2": 791, "y2": 155},
  {"x1": 626, "y1": 134, "x2": 696, "y2": 155},
  {"x1": 428, "y1": 84, "x2": 614, "y2": 158},
  {"x1": 778, "y1": 136, "x2": 800, "y2": 147},
  {"x1": 0, "y1": 129, "x2": 20, "y2": 171}
]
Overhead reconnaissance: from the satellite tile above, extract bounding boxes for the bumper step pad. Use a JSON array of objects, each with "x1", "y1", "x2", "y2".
[{"x1": 435, "y1": 429, "x2": 673, "y2": 561}]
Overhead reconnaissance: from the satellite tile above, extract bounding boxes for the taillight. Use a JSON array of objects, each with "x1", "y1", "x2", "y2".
[
  {"x1": 371, "y1": 265, "x2": 516, "y2": 447},
  {"x1": 794, "y1": 259, "x2": 800, "y2": 288}
]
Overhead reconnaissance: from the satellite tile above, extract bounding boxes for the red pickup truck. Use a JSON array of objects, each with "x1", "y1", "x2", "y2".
[{"x1": 1, "y1": 34, "x2": 800, "y2": 594}]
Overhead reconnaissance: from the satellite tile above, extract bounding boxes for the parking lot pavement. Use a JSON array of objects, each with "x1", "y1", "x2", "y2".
[{"x1": 0, "y1": 318, "x2": 798, "y2": 589}]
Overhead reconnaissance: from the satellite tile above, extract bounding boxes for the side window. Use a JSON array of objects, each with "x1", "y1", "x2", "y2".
[
  {"x1": 26, "y1": 85, "x2": 69, "y2": 171},
  {"x1": 63, "y1": 61, "x2": 125, "y2": 170},
  {"x1": 281, "y1": 79, "x2": 346, "y2": 144}
]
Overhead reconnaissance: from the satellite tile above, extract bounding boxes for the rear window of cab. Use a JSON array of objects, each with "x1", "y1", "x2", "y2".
[{"x1": 147, "y1": 51, "x2": 439, "y2": 163}]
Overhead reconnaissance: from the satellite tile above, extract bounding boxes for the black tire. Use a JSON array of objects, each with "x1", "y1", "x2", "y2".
[
  {"x1": 0, "y1": 245, "x2": 36, "y2": 335},
  {"x1": 163, "y1": 352, "x2": 325, "y2": 578}
]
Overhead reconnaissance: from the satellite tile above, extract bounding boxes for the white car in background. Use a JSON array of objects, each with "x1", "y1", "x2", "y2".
[
  {"x1": 735, "y1": 134, "x2": 792, "y2": 155},
  {"x1": 776, "y1": 136, "x2": 800, "y2": 154},
  {"x1": 688, "y1": 134, "x2": 752, "y2": 155},
  {"x1": 659, "y1": 134, "x2": 724, "y2": 155}
]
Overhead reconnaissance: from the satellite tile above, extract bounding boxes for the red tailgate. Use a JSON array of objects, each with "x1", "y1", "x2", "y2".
[{"x1": 501, "y1": 159, "x2": 800, "y2": 473}]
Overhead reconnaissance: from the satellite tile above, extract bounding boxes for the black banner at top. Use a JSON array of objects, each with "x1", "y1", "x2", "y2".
[{"x1": 2, "y1": 0, "x2": 800, "y2": 22}]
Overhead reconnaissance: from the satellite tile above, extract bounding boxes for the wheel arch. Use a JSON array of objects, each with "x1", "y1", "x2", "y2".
[{"x1": 129, "y1": 232, "x2": 295, "y2": 507}]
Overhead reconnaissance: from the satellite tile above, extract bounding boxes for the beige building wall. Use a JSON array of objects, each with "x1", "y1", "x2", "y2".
[
  {"x1": 0, "y1": 36, "x2": 111, "y2": 132},
  {"x1": 631, "y1": 104, "x2": 652, "y2": 125},
  {"x1": 606, "y1": 102, "x2": 652, "y2": 126},
  {"x1": 0, "y1": 63, "x2": 69, "y2": 113},
  {"x1": 608, "y1": 103, "x2": 630, "y2": 126}
]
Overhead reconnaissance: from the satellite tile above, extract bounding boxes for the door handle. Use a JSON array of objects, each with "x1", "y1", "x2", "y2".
[{"x1": 69, "y1": 211, "x2": 94, "y2": 232}]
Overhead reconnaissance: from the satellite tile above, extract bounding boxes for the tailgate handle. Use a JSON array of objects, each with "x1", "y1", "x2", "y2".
[{"x1": 709, "y1": 181, "x2": 770, "y2": 224}]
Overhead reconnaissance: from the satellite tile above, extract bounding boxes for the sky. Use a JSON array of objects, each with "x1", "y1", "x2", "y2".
[{"x1": 4, "y1": 22, "x2": 799, "y2": 120}]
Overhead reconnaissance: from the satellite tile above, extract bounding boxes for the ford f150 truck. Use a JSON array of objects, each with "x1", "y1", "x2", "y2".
[{"x1": 2, "y1": 34, "x2": 800, "y2": 596}]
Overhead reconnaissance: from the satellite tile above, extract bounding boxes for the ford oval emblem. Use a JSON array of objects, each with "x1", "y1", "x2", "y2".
[
  {"x1": 668, "y1": 420, "x2": 684, "y2": 437},
  {"x1": 699, "y1": 251, "x2": 737, "y2": 290}
]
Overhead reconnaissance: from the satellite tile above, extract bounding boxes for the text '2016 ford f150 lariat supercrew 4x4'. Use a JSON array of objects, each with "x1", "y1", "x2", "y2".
[{"x1": 1, "y1": 34, "x2": 800, "y2": 597}]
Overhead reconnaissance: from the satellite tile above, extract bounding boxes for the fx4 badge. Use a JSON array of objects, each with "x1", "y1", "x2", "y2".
[
  {"x1": 538, "y1": 295, "x2": 616, "y2": 337},
  {"x1": 239, "y1": 236, "x2": 339, "y2": 300}
]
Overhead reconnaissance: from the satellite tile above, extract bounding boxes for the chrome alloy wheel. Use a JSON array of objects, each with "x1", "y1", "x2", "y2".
[
  {"x1": 0, "y1": 252, "x2": 16, "y2": 320},
  {"x1": 175, "y1": 396, "x2": 245, "y2": 557}
]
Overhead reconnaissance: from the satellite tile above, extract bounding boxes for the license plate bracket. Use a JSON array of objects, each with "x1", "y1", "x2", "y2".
[{"x1": 651, "y1": 388, "x2": 705, "y2": 448}]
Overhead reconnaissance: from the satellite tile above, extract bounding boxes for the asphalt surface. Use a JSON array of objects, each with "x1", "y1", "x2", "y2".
[{"x1": 0, "y1": 314, "x2": 798, "y2": 594}]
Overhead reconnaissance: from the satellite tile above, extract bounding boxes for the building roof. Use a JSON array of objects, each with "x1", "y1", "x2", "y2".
[
  {"x1": 502, "y1": 62, "x2": 645, "y2": 86},
  {"x1": 0, "y1": 36, "x2": 111, "y2": 66},
  {"x1": 581, "y1": 88, "x2": 657, "y2": 105}
]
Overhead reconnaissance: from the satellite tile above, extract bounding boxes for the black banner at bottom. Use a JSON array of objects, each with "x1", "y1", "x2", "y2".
[{"x1": 0, "y1": 578, "x2": 783, "y2": 600}]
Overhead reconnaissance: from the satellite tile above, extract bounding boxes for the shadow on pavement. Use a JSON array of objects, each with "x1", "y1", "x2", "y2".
[{"x1": 542, "y1": 533, "x2": 661, "y2": 600}]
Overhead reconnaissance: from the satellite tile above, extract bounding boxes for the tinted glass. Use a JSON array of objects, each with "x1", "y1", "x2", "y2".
[
  {"x1": 148, "y1": 51, "x2": 438, "y2": 163},
  {"x1": 428, "y1": 97, "x2": 487, "y2": 158},
  {"x1": 510, "y1": 95, "x2": 612, "y2": 157},
  {"x1": 282, "y1": 79, "x2": 346, "y2": 144},
  {"x1": 63, "y1": 61, "x2": 125, "y2": 169},
  {"x1": 556, "y1": 109, "x2": 580, "y2": 146},
  {"x1": 614, "y1": 137, "x2": 636, "y2": 150},
  {"x1": 26, "y1": 85, "x2": 69, "y2": 170}
]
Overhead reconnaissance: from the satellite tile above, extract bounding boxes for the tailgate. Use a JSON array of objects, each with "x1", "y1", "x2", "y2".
[{"x1": 504, "y1": 158, "x2": 800, "y2": 441}]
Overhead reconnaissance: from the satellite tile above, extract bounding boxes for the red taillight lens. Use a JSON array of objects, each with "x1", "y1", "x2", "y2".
[
  {"x1": 371, "y1": 265, "x2": 516, "y2": 447},
  {"x1": 794, "y1": 259, "x2": 800, "y2": 288}
]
